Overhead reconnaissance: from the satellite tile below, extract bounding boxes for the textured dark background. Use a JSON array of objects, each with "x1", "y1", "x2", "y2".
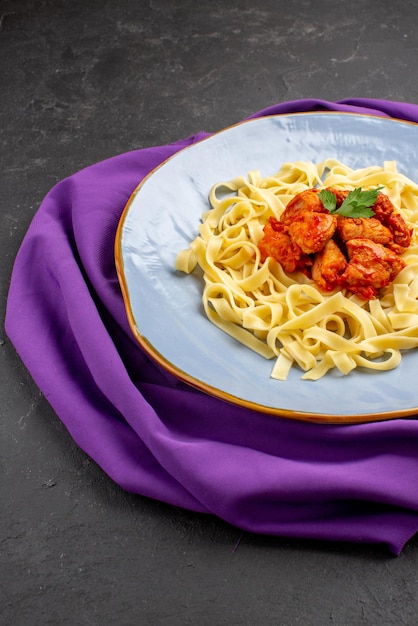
[{"x1": 2, "y1": 1, "x2": 418, "y2": 624}]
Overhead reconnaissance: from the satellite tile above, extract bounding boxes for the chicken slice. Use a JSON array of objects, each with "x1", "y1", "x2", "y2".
[
  {"x1": 258, "y1": 218, "x2": 311, "y2": 273},
  {"x1": 280, "y1": 189, "x2": 326, "y2": 226},
  {"x1": 372, "y1": 193, "x2": 412, "y2": 253},
  {"x1": 337, "y1": 216, "x2": 393, "y2": 245},
  {"x1": 287, "y1": 211, "x2": 338, "y2": 255},
  {"x1": 341, "y1": 237, "x2": 405, "y2": 300},
  {"x1": 311, "y1": 239, "x2": 347, "y2": 293},
  {"x1": 386, "y1": 212, "x2": 413, "y2": 253}
]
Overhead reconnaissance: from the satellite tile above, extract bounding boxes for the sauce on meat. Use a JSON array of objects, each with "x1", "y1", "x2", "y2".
[{"x1": 257, "y1": 188, "x2": 413, "y2": 300}]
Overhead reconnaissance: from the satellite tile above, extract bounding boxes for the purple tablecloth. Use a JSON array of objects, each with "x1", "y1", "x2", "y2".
[{"x1": 6, "y1": 98, "x2": 418, "y2": 555}]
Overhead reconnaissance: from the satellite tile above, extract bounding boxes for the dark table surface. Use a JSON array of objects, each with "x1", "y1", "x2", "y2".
[{"x1": 2, "y1": 2, "x2": 418, "y2": 625}]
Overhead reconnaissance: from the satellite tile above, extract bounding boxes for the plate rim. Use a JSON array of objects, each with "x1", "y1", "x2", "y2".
[{"x1": 115, "y1": 111, "x2": 418, "y2": 424}]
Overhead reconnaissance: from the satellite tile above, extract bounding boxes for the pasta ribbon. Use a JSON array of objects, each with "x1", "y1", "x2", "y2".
[{"x1": 176, "y1": 160, "x2": 418, "y2": 380}]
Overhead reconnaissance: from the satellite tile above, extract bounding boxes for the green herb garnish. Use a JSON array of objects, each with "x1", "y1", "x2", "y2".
[
  {"x1": 319, "y1": 189, "x2": 337, "y2": 213},
  {"x1": 319, "y1": 186, "x2": 383, "y2": 218}
]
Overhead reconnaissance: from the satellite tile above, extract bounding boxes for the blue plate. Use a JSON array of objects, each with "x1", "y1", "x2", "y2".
[{"x1": 115, "y1": 113, "x2": 418, "y2": 423}]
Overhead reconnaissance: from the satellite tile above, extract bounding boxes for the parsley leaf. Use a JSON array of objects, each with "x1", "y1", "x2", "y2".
[
  {"x1": 319, "y1": 186, "x2": 383, "y2": 218},
  {"x1": 319, "y1": 189, "x2": 337, "y2": 213}
]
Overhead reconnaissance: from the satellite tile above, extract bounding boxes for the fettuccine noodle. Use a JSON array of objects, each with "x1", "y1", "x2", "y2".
[{"x1": 175, "y1": 159, "x2": 418, "y2": 380}]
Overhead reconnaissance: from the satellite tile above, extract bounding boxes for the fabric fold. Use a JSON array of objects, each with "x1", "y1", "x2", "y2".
[{"x1": 6, "y1": 99, "x2": 418, "y2": 555}]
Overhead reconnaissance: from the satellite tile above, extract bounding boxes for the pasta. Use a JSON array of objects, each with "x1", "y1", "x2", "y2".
[{"x1": 175, "y1": 159, "x2": 418, "y2": 380}]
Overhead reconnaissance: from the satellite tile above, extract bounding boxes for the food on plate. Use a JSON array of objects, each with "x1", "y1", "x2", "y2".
[
  {"x1": 175, "y1": 159, "x2": 418, "y2": 380},
  {"x1": 257, "y1": 186, "x2": 412, "y2": 300}
]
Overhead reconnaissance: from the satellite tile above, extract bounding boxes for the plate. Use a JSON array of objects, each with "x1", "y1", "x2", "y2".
[{"x1": 115, "y1": 112, "x2": 418, "y2": 424}]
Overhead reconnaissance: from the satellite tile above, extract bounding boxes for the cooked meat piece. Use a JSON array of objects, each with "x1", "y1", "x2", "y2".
[
  {"x1": 311, "y1": 239, "x2": 347, "y2": 293},
  {"x1": 280, "y1": 189, "x2": 326, "y2": 226},
  {"x1": 287, "y1": 211, "x2": 338, "y2": 254},
  {"x1": 385, "y1": 212, "x2": 413, "y2": 253},
  {"x1": 258, "y1": 217, "x2": 311, "y2": 273},
  {"x1": 372, "y1": 193, "x2": 412, "y2": 252},
  {"x1": 337, "y1": 216, "x2": 393, "y2": 245},
  {"x1": 341, "y1": 237, "x2": 405, "y2": 300}
]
